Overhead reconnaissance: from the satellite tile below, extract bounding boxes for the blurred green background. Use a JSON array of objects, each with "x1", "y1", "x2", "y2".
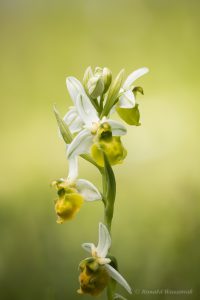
[{"x1": 1, "y1": 0, "x2": 200, "y2": 299}]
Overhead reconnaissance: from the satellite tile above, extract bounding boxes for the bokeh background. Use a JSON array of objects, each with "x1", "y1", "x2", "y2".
[{"x1": 1, "y1": 0, "x2": 200, "y2": 299}]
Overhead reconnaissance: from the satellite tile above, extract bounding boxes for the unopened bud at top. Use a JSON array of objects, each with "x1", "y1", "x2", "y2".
[
  {"x1": 102, "y1": 67, "x2": 112, "y2": 93},
  {"x1": 84, "y1": 66, "x2": 112, "y2": 99},
  {"x1": 94, "y1": 67, "x2": 112, "y2": 93},
  {"x1": 87, "y1": 75, "x2": 104, "y2": 99}
]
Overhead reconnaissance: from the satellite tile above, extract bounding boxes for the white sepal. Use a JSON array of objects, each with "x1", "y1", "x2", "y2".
[
  {"x1": 66, "y1": 76, "x2": 85, "y2": 104},
  {"x1": 67, "y1": 156, "x2": 78, "y2": 183},
  {"x1": 63, "y1": 107, "x2": 84, "y2": 133},
  {"x1": 96, "y1": 223, "x2": 111, "y2": 258},
  {"x1": 76, "y1": 179, "x2": 102, "y2": 201},
  {"x1": 114, "y1": 293, "x2": 127, "y2": 300},
  {"x1": 105, "y1": 264, "x2": 132, "y2": 294},
  {"x1": 67, "y1": 129, "x2": 93, "y2": 159},
  {"x1": 107, "y1": 119, "x2": 127, "y2": 136},
  {"x1": 118, "y1": 90, "x2": 135, "y2": 109},
  {"x1": 76, "y1": 94, "x2": 99, "y2": 128},
  {"x1": 123, "y1": 67, "x2": 149, "y2": 89},
  {"x1": 82, "y1": 243, "x2": 95, "y2": 254}
]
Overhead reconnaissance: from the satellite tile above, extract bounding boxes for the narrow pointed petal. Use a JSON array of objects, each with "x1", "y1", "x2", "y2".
[
  {"x1": 107, "y1": 120, "x2": 127, "y2": 136},
  {"x1": 76, "y1": 179, "x2": 102, "y2": 201},
  {"x1": 63, "y1": 107, "x2": 84, "y2": 133},
  {"x1": 114, "y1": 293, "x2": 127, "y2": 300},
  {"x1": 67, "y1": 129, "x2": 93, "y2": 159},
  {"x1": 76, "y1": 94, "x2": 99, "y2": 128},
  {"x1": 82, "y1": 243, "x2": 95, "y2": 254},
  {"x1": 105, "y1": 264, "x2": 132, "y2": 294},
  {"x1": 66, "y1": 76, "x2": 85, "y2": 104},
  {"x1": 118, "y1": 90, "x2": 135, "y2": 109},
  {"x1": 123, "y1": 67, "x2": 149, "y2": 89},
  {"x1": 96, "y1": 223, "x2": 111, "y2": 258},
  {"x1": 67, "y1": 156, "x2": 78, "y2": 183}
]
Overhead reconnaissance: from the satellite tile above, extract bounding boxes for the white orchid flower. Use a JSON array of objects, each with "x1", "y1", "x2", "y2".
[
  {"x1": 82, "y1": 223, "x2": 132, "y2": 294},
  {"x1": 65, "y1": 77, "x2": 127, "y2": 160},
  {"x1": 52, "y1": 156, "x2": 102, "y2": 223},
  {"x1": 118, "y1": 67, "x2": 149, "y2": 109}
]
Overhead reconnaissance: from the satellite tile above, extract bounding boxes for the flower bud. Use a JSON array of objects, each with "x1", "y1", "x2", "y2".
[
  {"x1": 102, "y1": 67, "x2": 112, "y2": 93},
  {"x1": 87, "y1": 75, "x2": 104, "y2": 99},
  {"x1": 78, "y1": 258, "x2": 110, "y2": 296},
  {"x1": 52, "y1": 179, "x2": 84, "y2": 223},
  {"x1": 94, "y1": 67, "x2": 112, "y2": 93},
  {"x1": 90, "y1": 123, "x2": 127, "y2": 167},
  {"x1": 86, "y1": 66, "x2": 112, "y2": 99},
  {"x1": 83, "y1": 66, "x2": 93, "y2": 91}
]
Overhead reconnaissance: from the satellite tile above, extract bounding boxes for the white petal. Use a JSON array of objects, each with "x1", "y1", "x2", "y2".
[
  {"x1": 98, "y1": 257, "x2": 111, "y2": 265},
  {"x1": 114, "y1": 293, "x2": 127, "y2": 300},
  {"x1": 96, "y1": 223, "x2": 111, "y2": 258},
  {"x1": 76, "y1": 94, "x2": 99, "y2": 128},
  {"x1": 82, "y1": 243, "x2": 95, "y2": 254},
  {"x1": 106, "y1": 119, "x2": 127, "y2": 136},
  {"x1": 63, "y1": 107, "x2": 84, "y2": 133},
  {"x1": 66, "y1": 76, "x2": 85, "y2": 104},
  {"x1": 76, "y1": 179, "x2": 102, "y2": 201},
  {"x1": 67, "y1": 156, "x2": 78, "y2": 183},
  {"x1": 123, "y1": 67, "x2": 149, "y2": 89},
  {"x1": 118, "y1": 90, "x2": 135, "y2": 109},
  {"x1": 67, "y1": 129, "x2": 93, "y2": 159},
  {"x1": 105, "y1": 264, "x2": 132, "y2": 294}
]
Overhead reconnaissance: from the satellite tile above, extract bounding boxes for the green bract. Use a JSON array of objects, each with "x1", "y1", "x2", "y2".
[{"x1": 101, "y1": 69, "x2": 124, "y2": 117}]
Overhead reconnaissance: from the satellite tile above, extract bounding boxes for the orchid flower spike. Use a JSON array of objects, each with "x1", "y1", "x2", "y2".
[
  {"x1": 78, "y1": 223, "x2": 132, "y2": 296},
  {"x1": 52, "y1": 156, "x2": 101, "y2": 223}
]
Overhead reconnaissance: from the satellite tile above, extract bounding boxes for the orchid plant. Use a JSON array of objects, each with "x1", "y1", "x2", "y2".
[{"x1": 51, "y1": 66, "x2": 149, "y2": 299}]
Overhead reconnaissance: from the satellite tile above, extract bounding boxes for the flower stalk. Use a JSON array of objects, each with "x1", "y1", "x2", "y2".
[
  {"x1": 102, "y1": 153, "x2": 116, "y2": 232},
  {"x1": 51, "y1": 65, "x2": 149, "y2": 300}
]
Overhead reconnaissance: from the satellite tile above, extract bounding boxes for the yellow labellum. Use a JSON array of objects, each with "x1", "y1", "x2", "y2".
[
  {"x1": 55, "y1": 193, "x2": 84, "y2": 223},
  {"x1": 91, "y1": 136, "x2": 127, "y2": 167},
  {"x1": 78, "y1": 260, "x2": 109, "y2": 296}
]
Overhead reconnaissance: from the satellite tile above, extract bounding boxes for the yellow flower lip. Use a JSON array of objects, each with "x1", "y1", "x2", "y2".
[
  {"x1": 52, "y1": 178, "x2": 101, "y2": 223},
  {"x1": 52, "y1": 178, "x2": 84, "y2": 223},
  {"x1": 91, "y1": 136, "x2": 127, "y2": 167},
  {"x1": 78, "y1": 258, "x2": 110, "y2": 296},
  {"x1": 55, "y1": 192, "x2": 84, "y2": 223}
]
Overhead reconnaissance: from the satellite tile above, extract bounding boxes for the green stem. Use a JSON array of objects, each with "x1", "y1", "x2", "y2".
[
  {"x1": 89, "y1": 97, "x2": 101, "y2": 113},
  {"x1": 99, "y1": 94, "x2": 104, "y2": 113},
  {"x1": 102, "y1": 166, "x2": 116, "y2": 299},
  {"x1": 107, "y1": 281, "x2": 114, "y2": 300},
  {"x1": 80, "y1": 154, "x2": 103, "y2": 173},
  {"x1": 102, "y1": 171, "x2": 111, "y2": 231}
]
